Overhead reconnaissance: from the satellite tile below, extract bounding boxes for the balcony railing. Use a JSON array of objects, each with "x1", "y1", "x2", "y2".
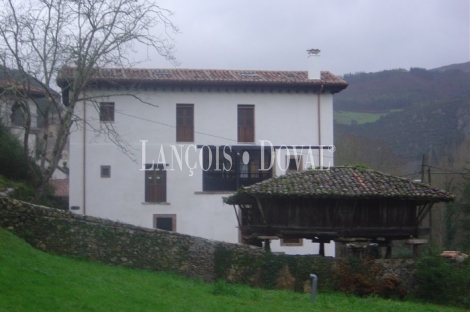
[{"x1": 203, "y1": 170, "x2": 272, "y2": 191}]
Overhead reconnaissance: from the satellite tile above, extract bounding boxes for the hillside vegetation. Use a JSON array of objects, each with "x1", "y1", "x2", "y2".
[
  {"x1": 334, "y1": 64, "x2": 470, "y2": 164},
  {"x1": 334, "y1": 67, "x2": 469, "y2": 113}
]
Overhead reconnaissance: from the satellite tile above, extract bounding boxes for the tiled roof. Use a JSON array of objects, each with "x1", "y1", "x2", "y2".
[
  {"x1": 0, "y1": 79, "x2": 57, "y2": 97},
  {"x1": 0, "y1": 66, "x2": 60, "y2": 97},
  {"x1": 226, "y1": 167, "x2": 454, "y2": 202},
  {"x1": 57, "y1": 67, "x2": 348, "y2": 92},
  {"x1": 49, "y1": 179, "x2": 69, "y2": 197}
]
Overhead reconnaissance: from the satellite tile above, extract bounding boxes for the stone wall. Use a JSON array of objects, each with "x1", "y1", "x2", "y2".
[
  {"x1": 0, "y1": 197, "x2": 264, "y2": 282},
  {"x1": 0, "y1": 196, "x2": 416, "y2": 294}
]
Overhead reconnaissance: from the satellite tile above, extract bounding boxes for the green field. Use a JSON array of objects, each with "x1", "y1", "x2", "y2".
[
  {"x1": 0, "y1": 227, "x2": 464, "y2": 312},
  {"x1": 334, "y1": 110, "x2": 403, "y2": 125}
]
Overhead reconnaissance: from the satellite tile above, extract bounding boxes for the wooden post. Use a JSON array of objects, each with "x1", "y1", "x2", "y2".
[
  {"x1": 406, "y1": 239, "x2": 427, "y2": 259},
  {"x1": 385, "y1": 245, "x2": 392, "y2": 259},
  {"x1": 421, "y1": 154, "x2": 425, "y2": 183},
  {"x1": 264, "y1": 239, "x2": 271, "y2": 253},
  {"x1": 412, "y1": 244, "x2": 419, "y2": 258},
  {"x1": 319, "y1": 242, "x2": 325, "y2": 257}
]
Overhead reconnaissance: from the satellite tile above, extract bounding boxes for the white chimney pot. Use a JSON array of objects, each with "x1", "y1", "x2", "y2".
[{"x1": 307, "y1": 49, "x2": 321, "y2": 80}]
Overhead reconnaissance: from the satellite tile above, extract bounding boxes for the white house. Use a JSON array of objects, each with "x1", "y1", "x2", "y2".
[
  {"x1": 60, "y1": 52, "x2": 348, "y2": 255},
  {"x1": 0, "y1": 66, "x2": 68, "y2": 180}
]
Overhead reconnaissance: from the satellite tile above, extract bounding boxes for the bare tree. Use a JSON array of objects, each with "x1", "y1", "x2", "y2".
[{"x1": 0, "y1": 0, "x2": 178, "y2": 200}]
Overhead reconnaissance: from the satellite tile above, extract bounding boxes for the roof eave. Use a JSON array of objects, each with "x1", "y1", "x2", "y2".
[{"x1": 57, "y1": 78, "x2": 348, "y2": 93}]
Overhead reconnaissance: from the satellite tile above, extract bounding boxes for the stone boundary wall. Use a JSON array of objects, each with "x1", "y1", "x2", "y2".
[
  {"x1": 0, "y1": 197, "x2": 415, "y2": 293},
  {"x1": 0, "y1": 197, "x2": 264, "y2": 282}
]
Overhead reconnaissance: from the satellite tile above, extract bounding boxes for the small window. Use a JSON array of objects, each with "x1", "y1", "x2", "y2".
[
  {"x1": 281, "y1": 238, "x2": 303, "y2": 246},
  {"x1": 99, "y1": 102, "x2": 114, "y2": 122},
  {"x1": 153, "y1": 214, "x2": 176, "y2": 232},
  {"x1": 238, "y1": 105, "x2": 254, "y2": 142},
  {"x1": 239, "y1": 72, "x2": 259, "y2": 78},
  {"x1": 176, "y1": 104, "x2": 194, "y2": 142},
  {"x1": 286, "y1": 155, "x2": 302, "y2": 174},
  {"x1": 100, "y1": 165, "x2": 111, "y2": 178}
]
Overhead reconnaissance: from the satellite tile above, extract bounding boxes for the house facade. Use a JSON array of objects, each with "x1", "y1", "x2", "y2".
[
  {"x1": 62, "y1": 53, "x2": 348, "y2": 255},
  {"x1": 0, "y1": 65, "x2": 68, "y2": 179}
]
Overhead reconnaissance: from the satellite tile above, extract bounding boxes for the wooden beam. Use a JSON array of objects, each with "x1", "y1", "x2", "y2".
[
  {"x1": 255, "y1": 196, "x2": 267, "y2": 225},
  {"x1": 258, "y1": 236, "x2": 279, "y2": 240},
  {"x1": 405, "y1": 238, "x2": 428, "y2": 245},
  {"x1": 311, "y1": 238, "x2": 331, "y2": 244},
  {"x1": 232, "y1": 205, "x2": 242, "y2": 229},
  {"x1": 417, "y1": 203, "x2": 434, "y2": 225}
]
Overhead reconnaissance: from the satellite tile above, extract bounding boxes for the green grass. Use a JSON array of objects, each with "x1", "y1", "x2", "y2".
[
  {"x1": 334, "y1": 109, "x2": 403, "y2": 125},
  {"x1": 0, "y1": 228, "x2": 464, "y2": 312}
]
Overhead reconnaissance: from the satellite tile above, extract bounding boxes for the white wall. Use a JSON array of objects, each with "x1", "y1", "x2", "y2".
[{"x1": 69, "y1": 87, "x2": 335, "y2": 256}]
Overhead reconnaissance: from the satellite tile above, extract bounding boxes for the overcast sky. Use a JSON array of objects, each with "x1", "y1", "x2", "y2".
[{"x1": 140, "y1": 0, "x2": 469, "y2": 76}]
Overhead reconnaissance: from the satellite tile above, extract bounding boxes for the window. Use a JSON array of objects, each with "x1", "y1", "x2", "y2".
[
  {"x1": 153, "y1": 214, "x2": 176, "y2": 232},
  {"x1": 99, "y1": 102, "x2": 114, "y2": 122},
  {"x1": 100, "y1": 165, "x2": 111, "y2": 178},
  {"x1": 10, "y1": 102, "x2": 25, "y2": 126},
  {"x1": 145, "y1": 164, "x2": 167, "y2": 202},
  {"x1": 286, "y1": 155, "x2": 303, "y2": 174},
  {"x1": 176, "y1": 104, "x2": 194, "y2": 142},
  {"x1": 202, "y1": 147, "x2": 272, "y2": 191},
  {"x1": 281, "y1": 238, "x2": 303, "y2": 246},
  {"x1": 238, "y1": 105, "x2": 254, "y2": 142}
]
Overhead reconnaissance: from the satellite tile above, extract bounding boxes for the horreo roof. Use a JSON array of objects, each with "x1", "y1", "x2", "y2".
[{"x1": 224, "y1": 166, "x2": 454, "y2": 204}]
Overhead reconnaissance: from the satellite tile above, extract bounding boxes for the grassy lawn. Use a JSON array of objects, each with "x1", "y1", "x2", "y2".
[
  {"x1": 0, "y1": 227, "x2": 464, "y2": 312},
  {"x1": 334, "y1": 109, "x2": 403, "y2": 125}
]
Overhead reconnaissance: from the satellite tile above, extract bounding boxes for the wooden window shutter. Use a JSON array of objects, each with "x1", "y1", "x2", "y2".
[
  {"x1": 238, "y1": 105, "x2": 254, "y2": 142},
  {"x1": 99, "y1": 102, "x2": 115, "y2": 122},
  {"x1": 145, "y1": 165, "x2": 167, "y2": 202},
  {"x1": 176, "y1": 104, "x2": 194, "y2": 142}
]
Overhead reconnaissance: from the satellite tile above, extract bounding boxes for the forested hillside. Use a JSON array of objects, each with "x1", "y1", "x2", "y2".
[
  {"x1": 334, "y1": 66, "x2": 469, "y2": 112},
  {"x1": 334, "y1": 63, "x2": 470, "y2": 164},
  {"x1": 335, "y1": 95, "x2": 470, "y2": 163}
]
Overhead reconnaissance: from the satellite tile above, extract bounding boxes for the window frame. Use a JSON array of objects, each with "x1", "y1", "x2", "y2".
[
  {"x1": 100, "y1": 165, "x2": 111, "y2": 178},
  {"x1": 153, "y1": 214, "x2": 176, "y2": 232},
  {"x1": 176, "y1": 104, "x2": 194, "y2": 142},
  {"x1": 237, "y1": 105, "x2": 255, "y2": 143},
  {"x1": 99, "y1": 102, "x2": 115, "y2": 122}
]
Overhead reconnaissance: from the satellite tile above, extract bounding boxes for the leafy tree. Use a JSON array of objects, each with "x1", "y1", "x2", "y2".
[
  {"x1": 0, "y1": 0, "x2": 178, "y2": 200},
  {"x1": 435, "y1": 136, "x2": 470, "y2": 251}
]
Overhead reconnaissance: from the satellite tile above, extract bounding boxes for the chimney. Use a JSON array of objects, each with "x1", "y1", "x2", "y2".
[{"x1": 307, "y1": 49, "x2": 321, "y2": 80}]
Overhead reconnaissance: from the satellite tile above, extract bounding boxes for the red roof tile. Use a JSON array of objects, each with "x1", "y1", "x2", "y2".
[
  {"x1": 57, "y1": 67, "x2": 348, "y2": 93},
  {"x1": 49, "y1": 179, "x2": 69, "y2": 197}
]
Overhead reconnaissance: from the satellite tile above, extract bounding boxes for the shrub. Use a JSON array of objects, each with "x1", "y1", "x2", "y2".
[
  {"x1": 0, "y1": 123, "x2": 40, "y2": 184},
  {"x1": 333, "y1": 258, "x2": 406, "y2": 299},
  {"x1": 414, "y1": 255, "x2": 470, "y2": 309}
]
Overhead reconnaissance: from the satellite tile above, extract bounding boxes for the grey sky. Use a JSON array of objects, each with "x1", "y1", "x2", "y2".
[{"x1": 141, "y1": 0, "x2": 469, "y2": 76}]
